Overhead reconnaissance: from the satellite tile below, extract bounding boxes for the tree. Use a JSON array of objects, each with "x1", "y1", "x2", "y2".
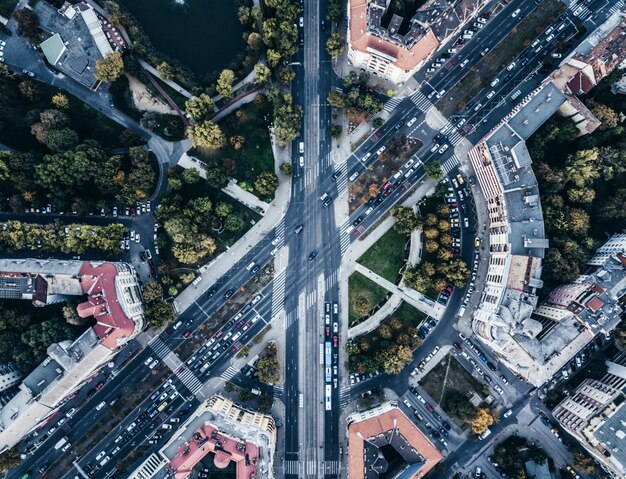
[
  {"x1": 615, "y1": 321, "x2": 626, "y2": 352},
  {"x1": 566, "y1": 186, "x2": 595, "y2": 204},
  {"x1": 327, "y1": 0, "x2": 344, "y2": 21},
  {"x1": 326, "y1": 32, "x2": 345, "y2": 57},
  {"x1": 527, "y1": 445, "x2": 548, "y2": 465},
  {"x1": 216, "y1": 69, "x2": 236, "y2": 99},
  {"x1": 279, "y1": 162, "x2": 292, "y2": 175},
  {"x1": 327, "y1": 90, "x2": 346, "y2": 108},
  {"x1": 188, "y1": 120, "x2": 226, "y2": 149},
  {"x1": 373, "y1": 117, "x2": 384, "y2": 128},
  {"x1": 42, "y1": 128, "x2": 80, "y2": 152},
  {"x1": 35, "y1": 143, "x2": 101, "y2": 197},
  {"x1": 247, "y1": 32, "x2": 264, "y2": 51},
  {"x1": 254, "y1": 64, "x2": 271, "y2": 84},
  {"x1": 13, "y1": 9, "x2": 39, "y2": 38},
  {"x1": 376, "y1": 344, "x2": 413, "y2": 374},
  {"x1": 425, "y1": 161, "x2": 443, "y2": 179},
  {"x1": 95, "y1": 51, "x2": 124, "y2": 82},
  {"x1": 225, "y1": 214, "x2": 245, "y2": 232},
  {"x1": 257, "y1": 343, "x2": 281, "y2": 384},
  {"x1": 588, "y1": 99, "x2": 619, "y2": 130},
  {"x1": 51, "y1": 93, "x2": 69, "y2": 109},
  {"x1": 573, "y1": 452, "x2": 598, "y2": 474},
  {"x1": 444, "y1": 389, "x2": 477, "y2": 421},
  {"x1": 142, "y1": 282, "x2": 164, "y2": 303},
  {"x1": 567, "y1": 208, "x2": 590, "y2": 236},
  {"x1": 330, "y1": 124, "x2": 342, "y2": 138},
  {"x1": 266, "y1": 49, "x2": 282, "y2": 68},
  {"x1": 273, "y1": 95, "x2": 302, "y2": 145},
  {"x1": 145, "y1": 300, "x2": 175, "y2": 328},
  {"x1": 18, "y1": 80, "x2": 40, "y2": 101},
  {"x1": 278, "y1": 65, "x2": 296, "y2": 85},
  {"x1": 255, "y1": 172, "x2": 279, "y2": 196},
  {"x1": 156, "y1": 62, "x2": 175, "y2": 80},
  {"x1": 392, "y1": 206, "x2": 421, "y2": 234},
  {"x1": 564, "y1": 149, "x2": 600, "y2": 187},
  {"x1": 215, "y1": 202, "x2": 233, "y2": 218},
  {"x1": 0, "y1": 447, "x2": 21, "y2": 472},
  {"x1": 185, "y1": 94, "x2": 215, "y2": 121},
  {"x1": 470, "y1": 407, "x2": 495, "y2": 435}
]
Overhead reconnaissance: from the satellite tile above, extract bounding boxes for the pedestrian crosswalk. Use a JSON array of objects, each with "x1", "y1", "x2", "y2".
[
  {"x1": 284, "y1": 460, "x2": 339, "y2": 476},
  {"x1": 272, "y1": 268, "x2": 287, "y2": 319},
  {"x1": 409, "y1": 90, "x2": 433, "y2": 111},
  {"x1": 284, "y1": 460, "x2": 299, "y2": 475},
  {"x1": 274, "y1": 220, "x2": 285, "y2": 246},
  {"x1": 272, "y1": 384, "x2": 284, "y2": 396},
  {"x1": 442, "y1": 154, "x2": 461, "y2": 175},
  {"x1": 221, "y1": 365, "x2": 239, "y2": 381},
  {"x1": 324, "y1": 269, "x2": 339, "y2": 291},
  {"x1": 608, "y1": 0, "x2": 625, "y2": 16},
  {"x1": 568, "y1": 0, "x2": 592, "y2": 19},
  {"x1": 149, "y1": 337, "x2": 203, "y2": 394},
  {"x1": 339, "y1": 227, "x2": 351, "y2": 255},
  {"x1": 340, "y1": 386, "x2": 351, "y2": 408},
  {"x1": 334, "y1": 164, "x2": 348, "y2": 193},
  {"x1": 324, "y1": 461, "x2": 341, "y2": 475},
  {"x1": 383, "y1": 96, "x2": 402, "y2": 112}
]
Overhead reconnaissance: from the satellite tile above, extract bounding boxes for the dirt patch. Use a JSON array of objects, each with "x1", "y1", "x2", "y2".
[
  {"x1": 419, "y1": 354, "x2": 485, "y2": 406},
  {"x1": 127, "y1": 74, "x2": 176, "y2": 114},
  {"x1": 349, "y1": 136, "x2": 423, "y2": 212},
  {"x1": 437, "y1": 0, "x2": 565, "y2": 117}
]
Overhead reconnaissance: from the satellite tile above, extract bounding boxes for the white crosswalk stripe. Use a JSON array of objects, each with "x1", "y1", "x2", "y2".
[
  {"x1": 273, "y1": 384, "x2": 284, "y2": 395},
  {"x1": 149, "y1": 337, "x2": 172, "y2": 359},
  {"x1": 442, "y1": 154, "x2": 461, "y2": 175},
  {"x1": 324, "y1": 460, "x2": 341, "y2": 475},
  {"x1": 325, "y1": 269, "x2": 338, "y2": 290},
  {"x1": 178, "y1": 368, "x2": 203, "y2": 394},
  {"x1": 409, "y1": 90, "x2": 432, "y2": 111},
  {"x1": 284, "y1": 460, "x2": 298, "y2": 475},
  {"x1": 340, "y1": 385, "x2": 351, "y2": 407},
  {"x1": 340, "y1": 229, "x2": 351, "y2": 255},
  {"x1": 271, "y1": 269, "x2": 287, "y2": 319},
  {"x1": 383, "y1": 96, "x2": 402, "y2": 112},
  {"x1": 569, "y1": 0, "x2": 591, "y2": 19},
  {"x1": 448, "y1": 130, "x2": 463, "y2": 146},
  {"x1": 221, "y1": 365, "x2": 238, "y2": 381},
  {"x1": 609, "y1": 0, "x2": 624, "y2": 15}
]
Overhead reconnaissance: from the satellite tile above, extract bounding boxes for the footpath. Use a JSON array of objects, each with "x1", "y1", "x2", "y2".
[{"x1": 173, "y1": 140, "x2": 291, "y2": 315}]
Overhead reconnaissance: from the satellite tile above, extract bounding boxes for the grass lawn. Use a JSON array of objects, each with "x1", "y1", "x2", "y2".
[
  {"x1": 419, "y1": 354, "x2": 485, "y2": 406},
  {"x1": 437, "y1": 0, "x2": 564, "y2": 117},
  {"x1": 390, "y1": 301, "x2": 426, "y2": 328},
  {"x1": 358, "y1": 227, "x2": 408, "y2": 283},
  {"x1": 348, "y1": 271, "x2": 390, "y2": 326},
  {"x1": 192, "y1": 99, "x2": 275, "y2": 199}
]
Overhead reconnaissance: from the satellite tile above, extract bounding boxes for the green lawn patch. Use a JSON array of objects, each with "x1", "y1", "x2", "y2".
[
  {"x1": 358, "y1": 227, "x2": 408, "y2": 283},
  {"x1": 419, "y1": 354, "x2": 486, "y2": 407},
  {"x1": 390, "y1": 301, "x2": 426, "y2": 328},
  {"x1": 348, "y1": 271, "x2": 390, "y2": 326}
]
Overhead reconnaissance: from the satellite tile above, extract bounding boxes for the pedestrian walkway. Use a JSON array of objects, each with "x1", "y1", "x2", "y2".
[
  {"x1": 173, "y1": 138, "x2": 292, "y2": 315},
  {"x1": 383, "y1": 96, "x2": 403, "y2": 112},
  {"x1": 221, "y1": 365, "x2": 239, "y2": 382},
  {"x1": 353, "y1": 263, "x2": 445, "y2": 320},
  {"x1": 222, "y1": 179, "x2": 270, "y2": 214},
  {"x1": 137, "y1": 58, "x2": 193, "y2": 99},
  {"x1": 149, "y1": 337, "x2": 203, "y2": 394},
  {"x1": 442, "y1": 154, "x2": 461, "y2": 174},
  {"x1": 409, "y1": 90, "x2": 433, "y2": 112}
]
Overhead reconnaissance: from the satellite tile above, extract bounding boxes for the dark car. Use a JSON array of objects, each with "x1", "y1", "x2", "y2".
[
  {"x1": 251, "y1": 265, "x2": 260, "y2": 274},
  {"x1": 224, "y1": 289, "x2": 234, "y2": 299},
  {"x1": 308, "y1": 250, "x2": 318, "y2": 261},
  {"x1": 442, "y1": 421, "x2": 451, "y2": 431},
  {"x1": 207, "y1": 288, "x2": 216, "y2": 298},
  {"x1": 453, "y1": 342, "x2": 462, "y2": 352},
  {"x1": 331, "y1": 170, "x2": 343, "y2": 181},
  {"x1": 352, "y1": 216, "x2": 363, "y2": 227}
]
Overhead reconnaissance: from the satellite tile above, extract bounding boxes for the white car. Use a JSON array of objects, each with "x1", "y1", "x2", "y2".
[
  {"x1": 511, "y1": 8, "x2": 521, "y2": 17},
  {"x1": 403, "y1": 399, "x2": 412, "y2": 408},
  {"x1": 490, "y1": 78, "x2": 500, "y2": 87},
  {"x1": 486, "y1": 90, "x2": 496, "y2": 99},
  {"x1": 135, "y1": 233, "x2": 141, "y2": 243},
  {"x1": 432, "y1": 346, "x2": 440, "y2": 355},
  {"x1": 503, "y1": 409, "x2": 513, "y2": 418},
  {"x1": 438, "y1": 144, "x2": 449, "y2": 154},
  {"x1": 376, "y1": 146, "x2": 387, "y2": 156},
  {"x1": 406, "y1": 117, "x2": 417, "y2": 127},
  {"x1": 96, "y1": 451, "x2": 106, "y2": 461}
]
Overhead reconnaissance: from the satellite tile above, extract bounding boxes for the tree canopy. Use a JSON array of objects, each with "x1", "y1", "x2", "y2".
[{"x1": 94, "y1": 51, "x2": 124, "y2": 82}]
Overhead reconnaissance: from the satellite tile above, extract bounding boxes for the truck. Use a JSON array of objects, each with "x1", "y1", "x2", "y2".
[{"x1": 54, "y1": 437, "x2": 69, "y2": 450}]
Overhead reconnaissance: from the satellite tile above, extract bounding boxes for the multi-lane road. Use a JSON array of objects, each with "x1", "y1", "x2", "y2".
[{"x1": 10, "y1": 0, "x2": 624, "y2": 477}]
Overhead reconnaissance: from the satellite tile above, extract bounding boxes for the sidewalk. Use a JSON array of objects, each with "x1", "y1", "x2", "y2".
[
  {"x1": 137, "y1": 58, "x2": 193, "y2": 99},
  {"x1": 173, "y1": 141, "x2": 292, "y2": 315},
  {"x1": 211, "y1": 87, "x2": 262, "y2": 123}
]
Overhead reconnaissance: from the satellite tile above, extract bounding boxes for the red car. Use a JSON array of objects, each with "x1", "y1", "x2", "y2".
[
  {"x1": 325, "y1": 326, "x2": 330, "y2": 337},
  {"x1": 95, "y1": 382, "x2": 104, "y2": 391},
  {"x1": 215, "y1": 330, "x2": 223, "y2": 338},
  {"x1": 333, "y1": 336, "x2": 338, "y2": 347},
  {"x1": 183, "y1": 330, "x2": 191, "y2": 338},
  {"x1": 425, "y1": 403, "x2": 434, "y2": 413}
]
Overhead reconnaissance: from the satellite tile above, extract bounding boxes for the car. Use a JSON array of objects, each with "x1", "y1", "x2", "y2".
[
  {"x1": 403, "y1": 399, "x2": 412, "y2": 408},
  {"x1": 22, "y1": 69, "x2": 35, "y2": 77},
  {"x1": 511, "y1": 8, "x2": 521, "y2": 17},
  {"x1": 331, "y1": 170, "x2": 342, "y2": 181},
  {"x1": 551, "y1": 52, "x2": 562, "y2": 58},
  {"x1": 500, "y1": 375, "x2": 509, "y2": 384},
  {"x1": 425, "y1": 403, "x2": 434, "y2": 413},
  {"x1": 503, "y1": 409, "x2": 513, "y2": 418},
  {"x1": 486, "y1": 90, "x2": 496, "y2": 99},
  {"x1": 376, "y1": 146, "x2": 387, "y2": 156},
  {"x1": 224, "y1": 289, "x2": 234, "y2": 299},
  {"x1": 352, "y1": 216, "x2": 363, "y2": 227},
  {"x1": 460, "y1": 59, "x2": 469, "y2": 68},
  {"x1": 406, "y1": 117, "x2": 417, "y2": 127},
  {"x1": 333, "y1": 335, "x2": 338, "y2": 347},
  {"x1": 438, "y1": 144, "x2": 449, "y2": 154},
  {"x1": 494, "y1": 384, "x2": 504, "y2": 395},
  {"x1": 135, "y1": 233, "x2": 141, "y2": 243},
  {"x1": 490, "y1": 78, "x2": 500, "y2": 87},
  {"x1": 416, "y1": 394, "x2": 426, "y2": 404},
  {"x1": 475, "y1": 237, "x2": 480, "y2": 248},
  {"x1": 298, "y1": 16, "x2": 303, "y2": 27}
]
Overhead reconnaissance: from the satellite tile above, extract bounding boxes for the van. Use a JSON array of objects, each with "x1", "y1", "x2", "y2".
[
  {"x1": 251, "y1": 388, "x2": 262, "y2": 396},
  {"x1": 100, "y1": 456, "x2": 110, "y2": 467},
  {"x1": 246, "y1": 261, "x2": 256, "y2": 271}
]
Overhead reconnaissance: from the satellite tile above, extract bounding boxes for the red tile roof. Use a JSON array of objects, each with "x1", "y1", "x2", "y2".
[
  {"x1": 348, "y1": 406, "x2": 442, "y2": 478},
  {"x1": 78, "y1": 262, "x2": 137, "y2": 350},
  {"x1": 567, "y1": 71, "x2": 594, "y2": 95},
  {"x1": 168, "y1": 424, "x2": 259, "y2": 479},
  {"x1": 587, "y1": 296, "x2": 604, "y2": 313}
]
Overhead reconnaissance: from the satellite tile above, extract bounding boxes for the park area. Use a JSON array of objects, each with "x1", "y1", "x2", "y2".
[
  {"x1": 357, "y1": 228, "x2": 409, "y2": 284},
  {"x1": 192, "y1": 98, "x2": 276, "y2": 200},
  {"x1": 419, "y1": 354, "x2": 486, "y2": 411},
  {"x1": 348, "y1": 271, "x2": 390, "y2": 326},
  {"x1": 437, "y1": 0, "x2": 565, "y2": 117}
]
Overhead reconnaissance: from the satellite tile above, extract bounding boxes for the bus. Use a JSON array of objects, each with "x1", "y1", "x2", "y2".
[
  {"x1": 325, "y1": 385, "x2": 332, "y2": 411},
  {"x1": 324, "y1": 342, "x2": 332, "y2": 383}
]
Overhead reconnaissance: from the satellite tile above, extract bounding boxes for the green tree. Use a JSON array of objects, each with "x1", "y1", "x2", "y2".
[
  {"x1": 156, "y1": 62, "x2": 175, "y2": 80},
  {"x1": 278, "y1": 66, "x2": 296, "y2": 85},
  {"x1": 142, "y1": 282, "x2": 164, "y2": 303},
  {"x1": 424, "y1": 161, "x2": 443, "y2": 179},
  {"x1": 51, "y1": 92, "x2": 70, "y2": 109},
  {"x1": 588, "y1": 99, "x2": 619, "y2": 130},
  {"x1": 573, "y1": 453, "x2": 598, "y2": 474},
  {"x1": 443, "y1": 389, "x2": 477, "y2": 421},
  {"x1": 0, "y1": 447, "x2": 21, "y2": 472},
  {"x1": 527, "y1": 445, "x2": 548, "y2": 465},
  {"x1": 255, "y1": 172, "x2": 279, "y2": 196},
  {"x1": 185, "y1": 94, "x2": 216, "y2": 121},
  {"x1": 254, "y1": 64, "x2": 272, "y2": 84},
  {"x1": 42, "y1": 128, "x2": 80, "y2": 152},
  {"x1": 215, "y1": 202, "x2": 233, "y2": 218},
  {"x1": 376, "y1": 344, "x2": 413, "y2": 374},
  {"x1": 327, "y1": 0, "x2": 344, "y2": 21},
  {"x1": 279, "y1": 162, "x2": 292, "y2": 175},
  {"x1": 392, "y1": 206, "x2": 421, "y2": 234},
  {"x1": 145, "y1": 300, "x2": 175, "y2": 328},
  {"x1": 327, "y1": 90, "x2": 346, "y2": 108},
  {"x1": 225, "y1": 214, "x2": 245, "y2": 232},
  {"x1": 564, "y1": 149, "x2": 600, "y2": 187},
  {"x1": 216, "y1": 69, "x2": 236, "y2": 99},
  {"x1": 330, "y1": 124, "x2": 342, "y2": 138},
  {"x1": 326, "y1": 32, "x2": 345, "y2": 57},
  {"x1": 566, "y1": 186, "x2": 595, "y2": 204},
  {"x1": 21, "y1": 318, "x2": 73, "y2": 365},
  {"x1": 273, "y1": 95, "x2": 302, "y2": 145},
  {"x1": 257, "y1": 343, "x2": 281, "y2": 384},
  {"x1": 188, "y1": 120, "x2": 226, "y2": 149},
  {"x1": 266, "y1": 49, "x2": 282, "y2": 67},
  {"x1": 95, "y1": 51, "x2": 124, "y2": 82},
  {"x1": 247, "y1": 31, "x2": 264, "y2": 51}
]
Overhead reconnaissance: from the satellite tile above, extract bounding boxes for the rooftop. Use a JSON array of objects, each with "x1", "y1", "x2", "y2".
[
  {"x1": 347, "y1": 402, "x2": 442, "y2": 479},
  {"x1": 594, "y1": 402, "x2": 626, "y2": 470}
]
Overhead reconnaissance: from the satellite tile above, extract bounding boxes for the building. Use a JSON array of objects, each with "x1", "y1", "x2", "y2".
[
  {"x1": 130, "y1": 395, "x2": 276, "y2": 479},
  {"x1": 588, "y1": 234, "x2": 626, "y2": 266},
  {"x1": 0, "y1": 363, "x2": 22, "y2": 395},
  {"x1": 553, "y1": 354, "x2": 626, "y2": 478},
  {"x1": 346, "y1": 401, "x2": 442, "y2": 478},
  {"x1": 33, "y1": 1, "x2": 125, "y2": 90},
  {"x1": 347, "y1": 0, "x2": 487, "y2": 83},
  {"x1": 0, "y1": 259, "x2": 144, "y2": 451}
]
